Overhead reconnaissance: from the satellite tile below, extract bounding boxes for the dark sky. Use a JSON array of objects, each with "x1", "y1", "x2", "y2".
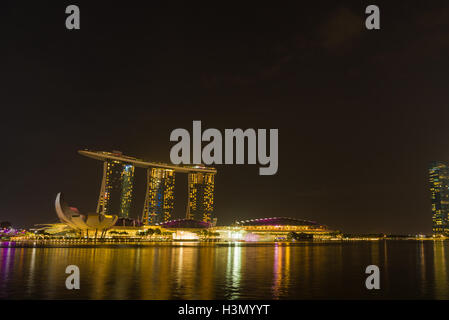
[{"x1": 1, "y1": 1, "x2": 449, "y2": 233}]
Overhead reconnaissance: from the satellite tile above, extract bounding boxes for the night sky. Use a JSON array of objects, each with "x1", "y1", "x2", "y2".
[{"x1": 2, "y1": 1, "x2": 449, "y2": 233}]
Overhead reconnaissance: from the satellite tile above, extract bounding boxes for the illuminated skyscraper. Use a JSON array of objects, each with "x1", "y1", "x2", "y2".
[
  {"x1": 187, "y1": 173, "x2": 215, "y2": 222},
  {"x1": 97, "y1": 160, "x2": 135, "y2": 218},
  {"x1": 429, "y1": 161, "x2": 449, "y2": 235},
  {"x1": 120, "y1": 164, "x2": 135, "y2": 218},
  {"x1": 142, "y1": 168, "x2": 175, "y2": 225},
  {"x1": 80, "y1": 150, "x2": 217, "y2": 224}
]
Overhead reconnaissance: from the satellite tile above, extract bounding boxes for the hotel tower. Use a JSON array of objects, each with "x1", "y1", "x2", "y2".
[
  {"x1": 429, "y1": 161, "x2": 449, "y2": 235},
  {"x1": 79, "y1": 150, "x2": 217, "y2": 225}
]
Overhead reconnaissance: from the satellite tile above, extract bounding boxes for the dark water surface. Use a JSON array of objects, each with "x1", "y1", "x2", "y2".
[{"x1": 1, "y1": 240, "x2": 448, "y2": 299}]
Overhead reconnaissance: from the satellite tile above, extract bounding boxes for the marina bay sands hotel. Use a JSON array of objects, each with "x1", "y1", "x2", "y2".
[{"x1": 79, "y1": 150, "x2": 217, "y2": 225}]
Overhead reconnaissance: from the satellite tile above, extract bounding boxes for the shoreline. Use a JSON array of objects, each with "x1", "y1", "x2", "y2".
[{"x1": 0, "y1": 237, "x2": 443, "y2": 249}]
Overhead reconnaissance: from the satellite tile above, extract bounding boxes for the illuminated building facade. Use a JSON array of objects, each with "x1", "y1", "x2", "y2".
[
  {"x1": 120, "y1": 164, "x2": 135, "y2": 218},
  {"x1": 80, "y1": 150, "x2": 217, "y2": 226},
  {"x1": 212, "y1": 217, "x2": 334, "y2": 241},
  {"x1": 187, "y1": 173, "x2": 215, "y2": 222},
  {"x1": 142, "y1": 168, "x2": 175, "y2": 225},
  {"x1": 429, "y1": 161, "x2": 449, "y2": 235},
  {"x1": 97, "y1": 160, "x2": 135, "y2": 218}
]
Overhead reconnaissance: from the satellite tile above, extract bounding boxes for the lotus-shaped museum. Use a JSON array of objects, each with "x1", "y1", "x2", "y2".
[{"x1": 55, "y1": 193, "x2": 118, "y2": 233}]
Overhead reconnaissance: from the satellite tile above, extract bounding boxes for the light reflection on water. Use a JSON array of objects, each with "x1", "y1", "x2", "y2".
[
  {"x1": 0, "y1": 241, "x2": 449, "y2": 299},
  {"x1": 433, "y1": 241, "x2": 448, "y2": 299}
]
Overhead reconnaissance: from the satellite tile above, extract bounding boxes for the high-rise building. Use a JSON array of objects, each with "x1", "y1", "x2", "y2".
[
  {"x1": 80, "y1": 150, "x2": 217, "y2": 225},
  {"x1": 120, "y1": 164, "x2": 135, "y2": 218},
  {"x1": 429, "y1": 161, "x2": 449, "y2": 235},
  {"x1": 97, "y1": 160, "x2": 135, "y2": 218},
  {"x1": 142, "y1": 168, "x2": 175, "y2": 225},
  {"x1": 187, "y1": 173, "x2": 215, "y2": 222}
]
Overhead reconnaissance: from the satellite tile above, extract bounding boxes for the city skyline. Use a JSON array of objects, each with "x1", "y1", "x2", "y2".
[
  {"x1": 2, "y1": 1, "x2": 449, "y2": 234},
  {"x1": 4, "y1": 145, "x2": 448, "y2": 236}
]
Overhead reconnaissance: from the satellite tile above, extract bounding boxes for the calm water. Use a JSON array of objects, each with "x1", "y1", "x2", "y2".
[{"x1": 1, "y1": 240, "x2": 449, "y2": 299}]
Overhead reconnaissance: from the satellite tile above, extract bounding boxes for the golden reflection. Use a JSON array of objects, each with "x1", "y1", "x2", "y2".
[
  {"x1": 433, "y1": 241, "x2": 449, "y2": 299},
  {"x1": 383, "y1": 240, "x2": 388, "y2": 287},
  {"x1": 4, "y1": 242, "x2": 449, "y2": 299},
  {"x1": 370, "y1": 241, "x2": 380, "y2": 266},
  {"x1": 417, "y1": 241, "x2": 426, "y2": 295},
  {"x1": 152, "y1": 247, "x2": 172, "y2": 299},
  {"x1": 91, "y1": 249, "x2": 114, "y2": 299},
  {"x1": 177, "y1": 246, "x2": 198, "y2": 298},
  {"x1": 138, "y1": 246, "x2": 157, "y2": 299},
  {"x1": 225, "y1": 244, "x2": 242, "y2": 299},
  {"x1": 175, "y1": 245, "x2": 184, "y2": 290},
  {"x1": 197, "y1": 245, "x2": 215, "y2": 299},
  {"x1": 114, "y1": 248, "x2": 136, "y2": 299},
  {"x1": 272, "y1": 244, "x2": 291, "y2": 299}
]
